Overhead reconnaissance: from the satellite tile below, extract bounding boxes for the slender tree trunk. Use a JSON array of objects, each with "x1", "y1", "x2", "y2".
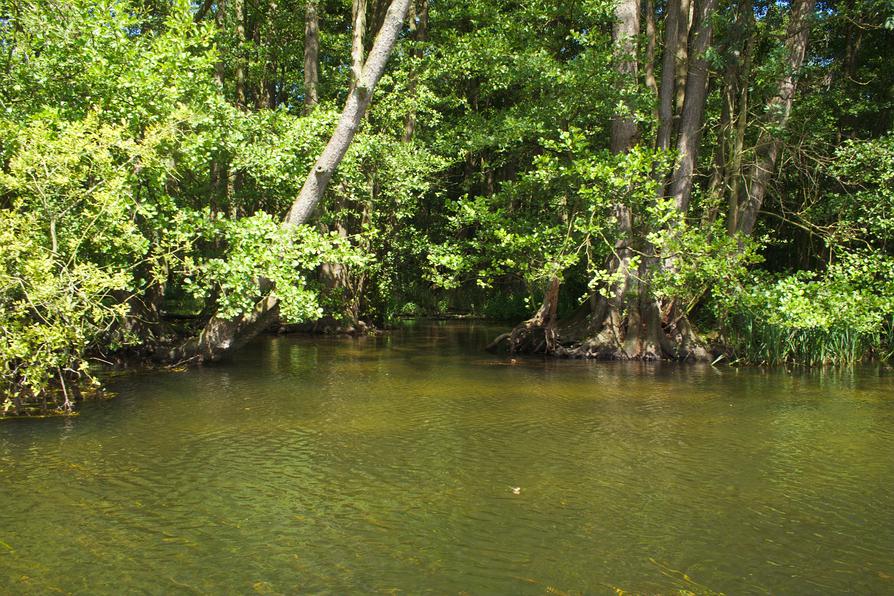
[
  {"x1": 656, "y1": 0, "x2": 681, "y2": 152},
  {"x1": 726, "y1": 2, "x2": 755, "y2": 235},
  {"x1": 214, "y1": 0, "x2": 227, "y2": 88},
  {"x1": 643, "y1": 0, "x2": 658, "y2": 97},
  {"x1": 159, "y1": 0, "x2": 412, "y2": 363},
  {"x1": 304, "y1": 0, "x2": 320, "y2": 112},
  {"x1": 194, "y1": 0, "x2": 214, "y2": 22},
  {"x1": 673, "y1": 0, "x2": 693, "y2": 116},
  {"x1": 705, "y1": 0, "x2": 753, "y2": 226},
  {"x1": 736, "y1": 0, "x2": 815, "y2": 236},
  {"x1": 234, "y1": 0, "x2": 247, "y2": 108},
  {"x1": 667, "y1": 0, "x2": 717, "y2": 214},
  {"x1": 351, "y1": 0, "x2": 368, "y2": 87},
  {"x1": 403, "y1": 0, "x2": 428, "y2": 142}
]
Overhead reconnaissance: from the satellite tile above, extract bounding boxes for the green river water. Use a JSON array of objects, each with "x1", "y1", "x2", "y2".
[{"x1": 1, "y1": 322, "x2": 893, "y2": 594}]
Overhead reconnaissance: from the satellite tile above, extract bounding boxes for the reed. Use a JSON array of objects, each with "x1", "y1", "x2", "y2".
[{"x1": 726, "y1": 311, "x2": 886, "y2": 367}]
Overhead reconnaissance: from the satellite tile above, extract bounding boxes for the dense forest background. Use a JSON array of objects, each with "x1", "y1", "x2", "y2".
[{"x1": 1, "y1": 0, "x2": 893, "y2": 413}]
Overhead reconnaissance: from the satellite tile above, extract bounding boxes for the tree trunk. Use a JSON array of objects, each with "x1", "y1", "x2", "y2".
[
  {"x1": 643, "y1": 0, "x2": 658, "y2": 97},
  {"x1": 610, "y1": 0, "x2": 641, "y2": 153},
  {"x1": 194, "y1": 0, "x2": 215, "y2": 22},
  {"x1": 656, "y1": 0, "x2": 681, "y2": 152},
  {"x1": 667, "y1": 0, "x2": 717, "y2": 214},
  {"x1": 159, "y1": 0, "x2": 412, "y2": 363},
  {"x1": 735, "y1": 0, "x2": 815, "y2": 236},
  {"x1": 234, "y1": 0, "x2": 247, "y2": 109},
  {"x1": 403, "y1": 0, "x2": 428, "y2": 142},
  {"x1": 488, "y1": 0, "x2": 704, "y2": 362},
  {"x1": 725, "y1": 0, "x2": 755, "y2": 235},
  {"x1": 214, "y1": 0, "x2": 227, "y2": 88},
  {"x1": 673, "y1": 0, "x2": 693, "y2": 116},
  {"x1": 351, "y1": 0, "x2": 368, "y2": 87},
  {"x1": 304, "y1": 0, "x2": 320, "y2": 112}
]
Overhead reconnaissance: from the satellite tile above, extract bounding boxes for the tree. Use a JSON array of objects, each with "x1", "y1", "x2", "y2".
[
  {"x1": 160, "y1": 0, "x2": 412, "y2": 363},
  {"x1": 734, "y1": 0, "x2": 817, "y2": 236}
]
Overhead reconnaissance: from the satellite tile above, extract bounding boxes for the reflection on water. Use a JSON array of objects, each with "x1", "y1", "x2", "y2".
[{"x1": 1, "y1": 322, "x2": 893, "y2": 594}]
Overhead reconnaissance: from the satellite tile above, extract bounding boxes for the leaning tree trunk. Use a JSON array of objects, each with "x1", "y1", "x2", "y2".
[
  {"x1": 158, "y1": 0, "x2": 412, "y2": 364},
  {"x1": 735, "y1": 0, "x2": 815, "y2": 236}
]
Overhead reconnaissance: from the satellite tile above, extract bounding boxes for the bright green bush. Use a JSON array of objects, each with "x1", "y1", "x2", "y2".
[{"x1": 721, "y1": 252, "x2": 894, "y2": 366}]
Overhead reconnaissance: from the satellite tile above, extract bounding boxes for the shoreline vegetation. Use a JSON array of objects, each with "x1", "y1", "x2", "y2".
[{"x1": 2, "y1": 0, "x2": 893, "y2": 415}]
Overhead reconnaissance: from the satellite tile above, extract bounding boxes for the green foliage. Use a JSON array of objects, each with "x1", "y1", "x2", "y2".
[
  {"x1": 183, "y1": 213, "x2": 362, "y2": 323},
  {"x1": 0, "y1": 210, "x2": 128, "y2": 412},
  {"x1": 822, "y1": 134, "x2": 894, "y2": 243},
  {"x1": 0, "y1": 0, "x2": 344, "y2": 408},
  {"x1": 720, "y1": 252, "x2": 894, "y2": 366},
  {"x1": 2, "y1": 0, "x2": 894, "y2": 414}
]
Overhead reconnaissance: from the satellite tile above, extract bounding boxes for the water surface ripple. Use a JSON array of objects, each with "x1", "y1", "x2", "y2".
[{"x1": 1, "y1": 322, "x2": 893, "y2": 594}]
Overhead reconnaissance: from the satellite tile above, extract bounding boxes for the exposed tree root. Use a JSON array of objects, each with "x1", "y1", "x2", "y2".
[{"x1": 490, "y1": 291, "x2": 711, "y2": 362}]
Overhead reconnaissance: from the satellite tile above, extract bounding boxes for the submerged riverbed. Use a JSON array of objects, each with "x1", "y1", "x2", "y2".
[{"x1": 1, "y1": 322, "x2": 893, "y2": 593}]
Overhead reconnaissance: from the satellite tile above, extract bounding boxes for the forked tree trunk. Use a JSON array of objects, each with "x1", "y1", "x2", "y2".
[
  {"x1": 490, "y1": 0, "x2": 711, "y2": 362},
  {"x1": 158, "y1": 0, "x2": 412, "y2": 363}
]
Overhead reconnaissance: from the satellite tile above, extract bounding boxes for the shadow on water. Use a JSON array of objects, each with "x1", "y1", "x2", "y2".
[{"x1": 1, "y1": 321, "x2": 893, "y2": 594}]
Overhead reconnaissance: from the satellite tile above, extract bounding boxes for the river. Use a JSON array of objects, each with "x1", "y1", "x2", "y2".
[{"x1": 1, "y1": 322, "x2": 893, "y2": 594}]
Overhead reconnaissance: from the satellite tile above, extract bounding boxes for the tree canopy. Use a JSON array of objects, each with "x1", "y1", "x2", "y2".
[{"x1": 1, "y1": 0, "x2": 893, "y2": 413}]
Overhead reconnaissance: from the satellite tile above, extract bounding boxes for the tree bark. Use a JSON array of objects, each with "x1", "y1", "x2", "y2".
[
  {"x1": 735, "y1": 0, "x2": 815, "y2": 236},
  {"x1": 656, "y1": 0, "x2": 681, "y2": 152},
  {"x1": 725, "y1": 0, "x2": 755, "y2": 235},
  {"x1": 159, "y1": 0, "x2": 412, "y2": 363},
  {"x1": 304, "y1": 0, "x2": 320, "y2": 112},
  {"x1": 610, "y1": 0, "x2": 641, "y2": 153},
  {"x1": 667, "y1": 0, "x2": 717, "y2": 214},
  {"x1": 643, "y1": 0, "x2": 658, "y2": 96},
  {"x1": 403, "y1": 0, "x2": 428, "y2": 142},
  {"x1": 673, "y1": 0, "x2": 693, "y2": 115},
  {"x1": 234, "y1": 0, "x2": 247, "y2": 108},
  {"x1": 351, "y1": 0, "x2": 368, "y2": 87}
]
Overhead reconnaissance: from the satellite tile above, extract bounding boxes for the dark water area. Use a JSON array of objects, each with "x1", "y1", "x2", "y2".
[{"x1": 1, "y1": 322, "x2": 893, "y2": 594}]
